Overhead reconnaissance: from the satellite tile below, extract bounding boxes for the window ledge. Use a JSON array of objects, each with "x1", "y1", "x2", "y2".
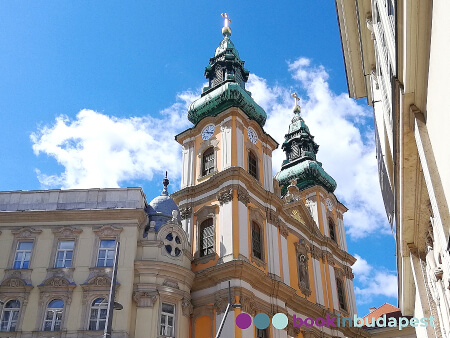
[
  {"x1": 197, "y1": 170, "x2": 218, "y2": 182},
  {"x1": 193, "y1": 253, "x2": 216, "y2": 265},
  {"x1": 250, "y1": 255, "x2": 266, "y2": 268}
]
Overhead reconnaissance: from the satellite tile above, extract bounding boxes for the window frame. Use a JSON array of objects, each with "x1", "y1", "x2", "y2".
[
  {"x1": 336, "y1": 278, "x2": 348, "y2": 312},
  {"x1": 201, "y1": 147, "x2": 215, "y2": 177},
  {"x1": 13, "y1": 241, "x2": 33, "y2": 269},
  {"x1": 251, "y1": 222, "x2": 263, "y2": 260},
  {"x1": 248, "y1": 150, "x2": 258, "y2": 180},
  {"x1": 328, "y1": 219, "x2": 337, "y2": 243},
  {"x1": 0, "y1": 299, "x2": 20, "y2": 332},
  {"x1": 96, "y1": 239, "x2": 116, "y2": 267},
  {"x1": 199, "y1": 218, "x2": 215, "y2": 258},
  {"x1": 42, "y1": 299, "x2": 64, "y2": 331},
  {"x1": 54, "y1": 240, "x2": 75, "y2": 268},
  {"x1": 88, "y1": 297, "x2": 108, "y2": 331},
  {"x1": 159, "y1": 302, "x2": 176, "y2": 337}
]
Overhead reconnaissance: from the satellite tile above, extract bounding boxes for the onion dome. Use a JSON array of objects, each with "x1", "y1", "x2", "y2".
[
  {"x1": 187, "y1": 13, "x2": 267, "y2": 127},
  {"x1": 275, "y1": 94, "x2": 337, "y2": 195},
  {"x1": 146, "y1": 172, "x2": 180, "y2": 231}
]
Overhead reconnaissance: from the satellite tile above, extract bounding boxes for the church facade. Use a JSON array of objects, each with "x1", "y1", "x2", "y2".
[{"x1": 0, "y1": 18, "x2": 365, "y2": 338}]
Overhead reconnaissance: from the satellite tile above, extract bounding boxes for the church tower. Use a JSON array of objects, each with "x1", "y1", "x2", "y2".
[{"x1": 172, "y1": 15, "x2": 361, "y2": 338}]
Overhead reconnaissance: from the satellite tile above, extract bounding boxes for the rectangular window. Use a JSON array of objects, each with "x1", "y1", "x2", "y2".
[
  {"x1": 55, "y1": 240, "x2": 74, "y2": 268},
  {"x1": 13, "y1": 242, "x2": 33, "y2": 269},
  {"x1": 256, "y1": 328, "x2": 268, "y2": 338},
  {"x1": 96, "y1": 240, "x2": 116, "y2": 267},
  {"x1": 248, "y1": 152, "x2": 258, "y2": 179},
  {"x1": 200, "y1": 219, "x2": 214, "y2": 257},
  {"x1": 160, "y1": 303, "x2": 175, "y2": 337}
]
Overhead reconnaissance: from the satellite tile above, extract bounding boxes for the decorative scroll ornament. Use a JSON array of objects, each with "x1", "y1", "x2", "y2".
[
  {"x1": 133, "y1": 291, "x2": 158, "y2": 308},
  {"x1": 217, "y1": 188, "x2": 233, "y2": 205},
  {"x1": 237, "y1": 187, "x2": 250, "y2": 205},
  {"x1": 214, "y1": 296, "x2": 228, "y2": 314},
  {"x1": 182, "y1": 297, "x2": 194, "y2": 317},
  {"x1": 278, "y1": 222, "x2": 289, "y2": 238},
  {"x1": 179, "y1": 206, "x2": 192, "y2": 220}
]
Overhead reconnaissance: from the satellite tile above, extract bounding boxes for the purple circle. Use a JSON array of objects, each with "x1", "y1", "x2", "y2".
[{"x1": 236, "y1": 313, "x2": 252, "y2": 329}]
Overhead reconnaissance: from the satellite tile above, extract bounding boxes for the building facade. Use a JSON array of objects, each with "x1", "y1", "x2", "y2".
[
  {"x1": 335, "y1": 0, "x2": 450, "y2": 337},
  {"x1": 0, "y1": 19, "x2": 365, "y2": 338}
]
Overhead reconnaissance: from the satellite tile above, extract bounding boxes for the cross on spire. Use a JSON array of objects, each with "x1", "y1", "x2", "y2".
[
  {"x1": 221, "y1": 13, "x2": 231, "y2": 27},
  {"x1": 291, "y1": 92, "x2": 301, "y2": 113}
]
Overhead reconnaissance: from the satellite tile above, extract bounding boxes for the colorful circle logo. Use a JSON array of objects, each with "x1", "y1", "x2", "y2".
[{"x1": 235, "y1": 312, "x2": 288, "y2": 330}]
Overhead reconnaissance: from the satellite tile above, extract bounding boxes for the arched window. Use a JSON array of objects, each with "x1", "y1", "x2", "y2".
[
  {"x1": 328, "y1": 220, "x2": 337, "y2": 242},
  {"x1": 89, "y1": 298, "x2": 108, "y2": 331},
  {"x1": 202, "y1": 147, "x2": 215, "y2": 176},
  {"x1": 43, "y1": 299, "x2": 64, "y2": 331},
  {"x1": 248, "y1": 151, "x2": 258, "y2": 179},
  {"x1": 0, "y1": 300, "x2": 20, "y2": 332},
  {"x1": 251, "y1": 222, "x2": 262, "y2": 260},
  {"x1": 336, "y1": 278, "x2": 347, "y2": 311},
  {"x1": 199, "y1": 218, "x2": 214, "y2": 257}
]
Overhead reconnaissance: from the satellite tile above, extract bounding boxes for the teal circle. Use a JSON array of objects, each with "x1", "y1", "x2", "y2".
[
  {"x1": 272, "y1": 313, "x2": 288, "y2": 329},
  {"x1": 254, "y1": 313, "x2": 270, "y2": 329}
]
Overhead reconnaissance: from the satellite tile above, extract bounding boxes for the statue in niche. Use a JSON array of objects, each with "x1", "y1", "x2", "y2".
[{"x1": 296, "y1": 239, "x2": 311, "y2": 296}]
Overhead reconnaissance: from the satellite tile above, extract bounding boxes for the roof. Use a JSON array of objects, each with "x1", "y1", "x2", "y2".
[{"x1": 363, "y1": 303, "x2": 403, "y2": 323}]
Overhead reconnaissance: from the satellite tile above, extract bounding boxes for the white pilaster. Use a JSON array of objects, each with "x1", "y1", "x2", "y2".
[
  {"x1": 321, "y1": 202, "x2": 329, "y2": 236},
  {"x1": 281, "y1": 235, "x2": 290, "y2": 285},
  {"x1": 238, "y1": 202, "x2": 249, "y2": 258},
  {"x1": 219, "y1": 202, "x2": 233, "y2": 261},
  {"x1": 266, "y1": 222, "x2": 280, "y2": 278},
  {"x1": 313, "y1": 258, "x2": 324, "y2": 306},
  {"x1": 329, "y1": 267, "x2": 339, "y2": 311},
  {"x1": 221, "y1": 120, "x2": 232, "y2": 170},
  {"x1": 237, "y1": 127, "x2": 244, "y2": 168},
  {"x1": 216, "y1": 310, "x2": 235, "y2": 338},
  {"x1": 345, "y1": 278, "x2": 357, "y2": 316}
]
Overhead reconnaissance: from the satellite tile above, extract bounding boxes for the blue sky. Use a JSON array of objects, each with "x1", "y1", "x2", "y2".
[{"x1": 0, "y1": 1, "x2": 396, "y2": 315}]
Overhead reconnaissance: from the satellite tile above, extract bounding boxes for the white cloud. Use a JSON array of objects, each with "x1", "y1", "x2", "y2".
[
  {"x1": 353, "y1": 254, "x2": 397, "y2": 304},
  {"x1": 247, "y1": 58, "x2": 390, "y2": 239},
  {"x1": 31, "y1": 92, "x2": 197, "y2": 189}
]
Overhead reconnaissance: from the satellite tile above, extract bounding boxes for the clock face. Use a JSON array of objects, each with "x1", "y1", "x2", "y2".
[
  {"x1": 326, "y1": 198, "x2": 333, "y2": 211},
  {"x1": 201, "y1": 125, "x2": 215, "y2": 140},
  {"x1": 247, "y1": 128, "x2": 258, "y2": 144}
]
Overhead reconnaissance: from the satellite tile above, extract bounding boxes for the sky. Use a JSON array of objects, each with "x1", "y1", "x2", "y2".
[{"x1": 0, "y1": 1, "x2": 397, "y2": 316}]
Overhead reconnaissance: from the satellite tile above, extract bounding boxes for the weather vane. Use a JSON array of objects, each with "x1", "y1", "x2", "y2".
[{"x1": 221, "y1": 13, "x2": 231, "y2": 27}]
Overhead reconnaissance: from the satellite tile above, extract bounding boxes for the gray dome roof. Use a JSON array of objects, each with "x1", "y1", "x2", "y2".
[{"x1": 147, "y1": 172, "x2": 180, "y2": 231}]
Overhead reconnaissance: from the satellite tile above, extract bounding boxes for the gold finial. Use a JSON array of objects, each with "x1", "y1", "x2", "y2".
[
  {"x1": 221, "y1": 13, "x2": 232, "y2": 36},
  {"x1": 291, "y1": 92, "x2": 301, "y2": 113}
]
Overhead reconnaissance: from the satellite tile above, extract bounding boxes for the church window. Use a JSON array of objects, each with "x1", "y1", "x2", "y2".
[
  {"x1": 1, "y1": 300, "x2": 20, "y2": 332},
  {"x1": 202, "y1": 147, "x2": 215, "y2": 176},
  {"x1": 251, "y1": 222, "x2": 263, "y2": 260},
  {"x1": 336, "y1": 278, "x2": 347, "y2": 311},
  {"x1": 199, "y1": 218, "x2": 214, "y2": 257},
  {"x1": 248, "y1": 151, "x2": 258, "y2": 179},
  {"x1": 328, "y1": 220, "x2": 337, "y2": 242}
]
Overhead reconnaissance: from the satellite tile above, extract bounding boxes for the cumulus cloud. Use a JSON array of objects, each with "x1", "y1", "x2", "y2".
[
  {"x1": 31, "y1": 92, "x2": 197, "y2": 189},
  {"x1": 247, "y1": 57, "x2": 390, "y2": 239},
  {"x1": 353, "y1": 254, "x2": 397, "y2": 304}
]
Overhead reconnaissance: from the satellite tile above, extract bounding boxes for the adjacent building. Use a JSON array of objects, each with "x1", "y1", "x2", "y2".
[
  {"x1": 335, "y1": 0, "x2": 450, "y2": 336},
  {"x1": 0, "y1": 18, "x2": 364, "y2": 338}
]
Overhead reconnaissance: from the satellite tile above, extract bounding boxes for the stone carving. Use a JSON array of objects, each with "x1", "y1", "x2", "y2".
[
  {"x1": 278, "y1": 222, "x2": 289, "y2": 238},
  {"x1": 2, "y1": 278, "x2": 26, "y2": 288},
  {"x1": 291, "y1": 209, "x2": 304, "y2": 223},
  {"x1": 240, "y1": 295, "x2": 256, "y2": 316},
  {"x1": 325, "y1": 252, "x2": 335, "y2": 266},
  {"x1": 266, "y1": 209, "x2": 279, "y2": 225},
  {"x1": 344, "y1": 266, "x2": 354, "y2": 280},
  {"x1": 93, "y1": 225, "x2": 123, "y2": 237},
  {"x1": 133, "y1": 291, "x2": 157, "y2": 308},
  {"x1": 163, "y1": 279, "x2": 179, "y2": 289},
  {"x1": 182, "y1": 297, "x2": 193, "y2": 317},
  {"x1": 305, "y1": 199, "x2": 315, "y2": 217},
  {"x1": 43, "y1": 276, "x2": 70, "y2": 287},
  {"x1": 180, "y1": 206, "x2": 192, "y2": 220},
  {"x1": 295, "y1": 239, "x2": 311, "y2": 297},
  {"x1": 86, "y1": 276, "x2": 111, "y2": 287},
  {"x1": 335, "y1": 268, "x2": 345, "y2": 280},
  {"x1": 237, "y1": 187, "x2": 250, "y2": 205},
  {"x1": 214, "y1": 296, "x2": 228, "y2": 314},
  {"x1": 12, "y1": 227, "x2": 42, "y2": 238},
  {"x1": 217, "y1": 188, "x2": 233, "y2": 205},
  {"x1": 52, "y1": 226, "x2": 83, "y2": 237},
  {"x1": 310, "y1": 246, "x2": 322, "y2": 260}
]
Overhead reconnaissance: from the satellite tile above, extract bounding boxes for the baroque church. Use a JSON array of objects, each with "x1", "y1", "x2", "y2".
[{"x1": 0, "y1": 16, "x2": 366, "y2": 338}]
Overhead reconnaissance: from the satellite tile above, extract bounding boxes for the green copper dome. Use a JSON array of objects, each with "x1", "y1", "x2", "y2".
[
  {"x1": 187, "y1": 21, "x2": 267, "y2": 127},
  {"x1": 275, "y1": 104, "x2": 337, "y2": 195}
]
